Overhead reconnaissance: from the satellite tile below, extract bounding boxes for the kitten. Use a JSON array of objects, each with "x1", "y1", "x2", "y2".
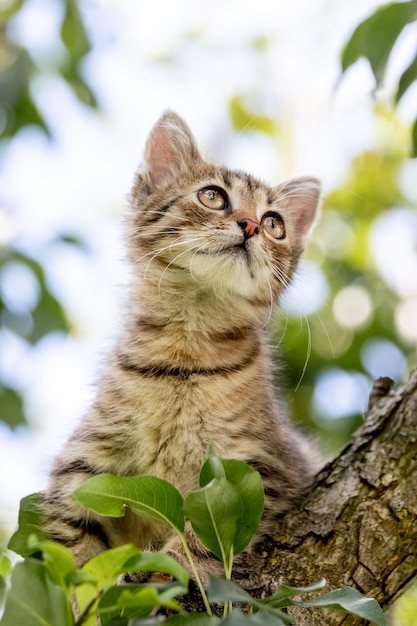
[{"x1": 45, "y1": 111, "x2": 320, "y2": 578}]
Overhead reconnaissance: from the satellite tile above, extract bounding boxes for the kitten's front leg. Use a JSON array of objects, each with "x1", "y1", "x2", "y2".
[{"x1": 44, "y1": 483, "x2": 110, "y2": 567}]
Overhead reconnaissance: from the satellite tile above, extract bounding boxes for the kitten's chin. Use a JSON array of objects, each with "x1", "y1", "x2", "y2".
[
  {"x1": 147, "y1": 242, "x2": 276, "y2": 302},
  {"x1": 182, "y1": 251, "x2": 273, "y2": 301}
]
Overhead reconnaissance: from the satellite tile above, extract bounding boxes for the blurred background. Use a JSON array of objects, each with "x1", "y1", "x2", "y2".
[{"x1": 0, "y1": 0, "x2": 417, "y2": 621}]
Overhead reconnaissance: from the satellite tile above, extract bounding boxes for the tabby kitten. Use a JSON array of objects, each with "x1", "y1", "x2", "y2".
[{"x1": 45, "y1": 111, "x2": 320, "y2": 578}]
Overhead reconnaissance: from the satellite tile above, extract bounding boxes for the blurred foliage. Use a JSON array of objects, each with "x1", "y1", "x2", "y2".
[
  {"x1": 393, "y1": 583, "x2": 417, "y2": 625},
  {"x1": 322, "y1": 4, "x2": 417, "y2": 618},
  {"x1": 278, "y1": 136, "x2": 415, "y2": 454},
  {"x1": 277, "y1": 0, "x2": 417, "y2": 455},
  {"x1": 0, "y1": 246, "x2": 71, "y2": 427},
  {"x1": 0, "y1": 0, "x2": 416, "y2": 622},
  {"x1": 229, "y1": 94, "x2": 276, "y2": 136},
  {"x1": 1, "y1": 249, "x2": 70, "y2": 344},
  {"x1": 0, "y1": 0, "x2": 416, "y2": 445},
  {"x1": 0, "y1": 0, "x2": 99, "y2": 428},
  {"x1": 228, "y1": 5, "x2": 417, "y2": 458},
  {"x1": 0, "y1": 0, "x2": 97, "y2": 139},
  {"x1": 230, "y1": 97, "x2": 416, "y2": 455},
  {"x1": 341, "y1": 0, "x2": 417, "y2": 156}
]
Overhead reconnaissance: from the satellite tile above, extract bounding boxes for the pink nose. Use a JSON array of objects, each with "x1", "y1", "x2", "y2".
[{"x1": 238, "y1": 217, "x2": 259, "y2": 239}]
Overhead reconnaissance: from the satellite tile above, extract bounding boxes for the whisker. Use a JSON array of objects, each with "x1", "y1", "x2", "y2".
[
  {"x1": 295, "y1": 315, "x2": 312, "y2": 391},
  {"x1": 141, "y1": 210, "x2": 189, "y2": 222},
  {"x1": 138, "y1": 234, "x2": 213, "y2": 286},
  {"x1": 271, "y1": 265, "x2": 292, "y2": 289},
  {"x1": 156, "y1": 240, "x2": 209, "y2": 291},
  {"x1": 314, "y1": 310, "x2": 336, "y2": 359},
  {"x1": 273, "y1": 306, "x2": 289, "y2": 352},
  {"x1": 132, "y1": 240, "x2": 189, "y2": 281},
  {"x1": 141, "y1": 237, "x2": 205, "y2": 281},
  {"x1": 261, "y1": 276, "x2": 275, "y2": 329}
]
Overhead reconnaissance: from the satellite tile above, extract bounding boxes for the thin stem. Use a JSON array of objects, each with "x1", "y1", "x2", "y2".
[
  {"x1": 178, "y1": 532, "x2": 212, "y2": 616},
  {"x1": 224, "y1": 546, "x2": 234, "y2": 581},
  {"x1": 223, "y1": 600, "x2": 233, "y2": 618},
  {"x1": 74, "y1": 590, "x2": 103, "y2": 626},
  {"x1": 222, "y1": 547, "x2": 235, "y2": 617}
]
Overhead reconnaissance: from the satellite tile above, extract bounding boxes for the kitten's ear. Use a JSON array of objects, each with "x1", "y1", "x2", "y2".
[
  {"x1": 275, "y1": 177, "x2": 321, "y2": 244},
  {"x1": 142, "y1": 111, "x2": 201, "y2": 189}
]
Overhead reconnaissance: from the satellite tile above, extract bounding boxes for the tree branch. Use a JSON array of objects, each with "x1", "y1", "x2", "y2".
[{"x1": 187, "y1": 370, "x2": 417, "y2": 623}]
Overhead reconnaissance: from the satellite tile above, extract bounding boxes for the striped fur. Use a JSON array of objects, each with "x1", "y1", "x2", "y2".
[{"x1": 45, "y1": 112, "x2": 321, "y2": 575}]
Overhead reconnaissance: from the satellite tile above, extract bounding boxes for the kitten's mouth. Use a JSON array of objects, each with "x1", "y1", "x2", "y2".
[
  {"x1": 229, "y1": 242, "x2": 249, "y2": 258},
  {"x1": 193, "y1": 239, "x2": 252, "y2": 268},
  {"x1": 196, "y1": 241, "x2": 249, "y2": 259},
  {"x1": 234, "y1": 242, "x2": 247, "y2": 253}
]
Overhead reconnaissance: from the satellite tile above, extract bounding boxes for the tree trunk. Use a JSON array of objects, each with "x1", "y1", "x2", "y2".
[{"x1": 190, "y1": 370, "x2": 417, "y2": 623}]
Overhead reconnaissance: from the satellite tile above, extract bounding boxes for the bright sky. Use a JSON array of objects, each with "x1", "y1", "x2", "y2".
[{"x1": 1, "y1": 0, "x2": 416, "y2": 535}]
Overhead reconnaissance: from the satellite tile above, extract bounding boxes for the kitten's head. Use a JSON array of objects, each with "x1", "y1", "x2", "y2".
[{"x1": 128, "y1": 111, "x2": 320, "y2": 319}]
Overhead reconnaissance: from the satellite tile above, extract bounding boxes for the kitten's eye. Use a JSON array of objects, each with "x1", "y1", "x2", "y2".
[
  {"x1": 261, "y1": 212, "x2": 286, "y2": 240},
  {"x1": 197, "y1": 187, "x2": 228, "y2": 210}
]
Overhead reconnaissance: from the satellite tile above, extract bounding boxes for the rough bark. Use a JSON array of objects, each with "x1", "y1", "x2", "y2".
[{"x1": 189, "y1": 370, "x2": 417, "y2": 623}]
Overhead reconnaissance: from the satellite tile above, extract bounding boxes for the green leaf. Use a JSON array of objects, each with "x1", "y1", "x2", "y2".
[
  {"x1": 0, "y1": 0, "x2": 25, "y2": 25},
  {"x1": 0, "y1": 385, "x2": 26, "y2": 429},
  {"x1": 0, "y1": 42, "x2": 49, "y2": 138},
  {"x1": 394, "y1": 583, "x2": 417, "y2": 624},
  {"x1": 59, "y1": 0, "x2": 99, "y2": 109},
  {"x1": 207, "y1": 579, "x2": 292, "y2": 624},
  {"x1": 98, "y1": 583, "x2": 183, "y2": 624},
  {"x1": 295, "y1": 586, "x2": 387, "y2": 626},
  {"x1": 80, "y1": 544, "x2": 141, "y2": 590},
  {"x1": 341, "y1": 1, "x2": 417, "y2": 83},
  {"x1": 229, "y1": 95, "x2": 275, "y2": 135},
  {"x1": 12, "y1": 91, "x2": 50, "y2": 138},
  {"x1": 62, "y1": 72, "x2": 98, "y2": 108},
  {"x1": 219, "y1": 464, "x2": 263, "y2": 555},
  {"x1": 261, "y1": 579, "x2": 327, "y2": 609},
  {"x1": 184, "y1": 478, "x2": 242, "y2": 563},
  {"x1": 0, "y1": 43, "x2": 50, "y2": 138},
  {"x1": 57, "y1": 233, "x2": 89, "y2": 251},
  {"x1": 199, "y1": 449, "x2": 226, "y2": 485},
  {"x1": 74, "y1": 474, "x2": 185, "y2": 533},
  {"x1": 8, "y1": 492, "x2": 47, "y2": 557},
  {"x1": 412, "y1": 118, "x2": 417, "y2": 158},
  {"x1": 75, "y1": 544, "x2": 141, "y2": 625},
  {"x1": 29, "y1": 288, "x2": 70, "y2": 344},
  {"x1": 207, "y1": 577, "x2": 253, "y2": 604},
  {"x1": 197, "y1": 452, "x2": 264, "y2": 556},
  {"x1": 98, "y1": 585, "x2": 147, "y2": 624},
  {"x1": 35, "y1": 541, "x2": 76, "y2": 590},
  {"x1": 222, "y1": 608, "x2": 289, "y2": 625},
  {"x1": 396, "y1": 45, "x2": 417, "y2": 101},
  {"x1": 61, "y1": 0, "x2": 90, "y2": 60},
  {"x1": 119, "y1": 585, "x2": 182, "y2": 612},
  {"x1": 0, "y1": 554, "x2": 12, "y2": 577},
  {"x1": 1, "y1": 250, "x2": 70, "y2": 344},
  {"x1": 0, "y1": 575, "x2": 6, "y2": 612},
  {"x1": 0, "y1": 559, "x2": 74, "y2": 626},
  {"x1": 124, "y1": 551, "x2": 189, "y2": 588}
]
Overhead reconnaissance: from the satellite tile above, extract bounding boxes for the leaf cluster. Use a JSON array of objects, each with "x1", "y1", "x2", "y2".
[
  {"x1": 0, "y1": 239, "x2": 87, "y2": 429},
  {"x1": 0, "y1": 0, "x2": 99, "y2": 430},
  {"x1": 1, "y1": 451, "x2": 386, "y2": 625},
  {"x1": 341, "y1": 0, "x2": 417, "y2": 156},
  {"x1": 0, "y1": 0, "x2": 98, "y2": 140}
]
